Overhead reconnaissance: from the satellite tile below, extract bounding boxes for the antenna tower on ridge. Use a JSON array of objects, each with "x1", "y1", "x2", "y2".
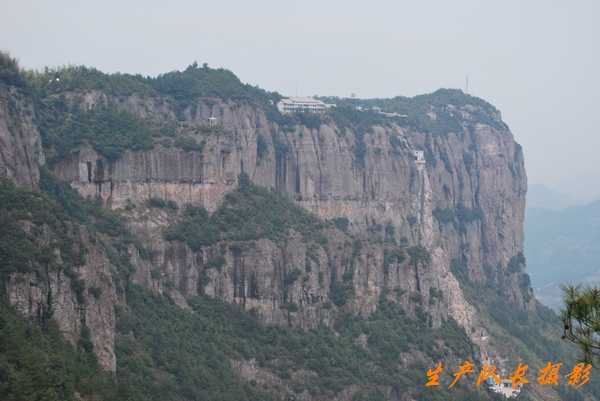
[{"x1": 466, "y1": 74, "x2": 469, "y2": 95}]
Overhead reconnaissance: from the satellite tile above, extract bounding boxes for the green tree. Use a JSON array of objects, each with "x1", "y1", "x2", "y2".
[{"x1": 560, "y1": 284, "x2": 600, "y2": 368}]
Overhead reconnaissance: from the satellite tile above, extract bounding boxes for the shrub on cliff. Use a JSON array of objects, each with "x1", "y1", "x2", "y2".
[
  {"x1": 330, "y1": 282, "x2": 355, "y2": 307},
  {"x1": 0, "y1": 51, "x2": 28, "y2": 89},
  {"x1": 174, "y1": 136, "x2": 205, "y2": 151},
  {"x1": 283, "y1": 269, "x2": 302, "y2": 287},
  {"x1": 148, "y1": 197, "x2": 166, "y2": 208},
  {"x1": 407, "y1": 245, "x2": 430, "y2": 266},
  {"x1": 332, "y1": 217, "x2": 349, "y2": 232},
  {"x1": 433, "y1": 207, "x2": 455, "y2": 225},
  {"x1": 256, "y1": 134, "x2": 268, "y2": 158}
]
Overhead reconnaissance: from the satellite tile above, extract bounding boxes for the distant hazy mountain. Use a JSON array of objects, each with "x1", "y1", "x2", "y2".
[
  {"x1": 524, "y1": 200, "x2": 600, "y2": 310},
  {"x1": 549, "y1": 171, "x2": 600, "y2": 201},
  {"x1": 526, "y1": 183, "x2": 585, "y2": 210}
]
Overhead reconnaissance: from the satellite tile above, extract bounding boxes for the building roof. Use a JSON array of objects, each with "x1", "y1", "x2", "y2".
[{"x1": 279, "y1": 97, "x2": 325, "y2": 105}]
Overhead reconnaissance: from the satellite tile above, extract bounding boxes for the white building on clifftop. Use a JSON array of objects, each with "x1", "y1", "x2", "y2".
[{"x1": 277, "y1": 97, "x2": 335, "y2": 113}]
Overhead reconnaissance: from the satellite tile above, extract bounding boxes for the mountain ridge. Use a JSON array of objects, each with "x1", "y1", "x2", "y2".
[{"x1": 0, "y1": 53, "x2": 596, "y2": 400}]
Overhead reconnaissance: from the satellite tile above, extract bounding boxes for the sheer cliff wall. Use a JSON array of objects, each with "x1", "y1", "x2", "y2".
[
  {"x1": 49, "y1": 96, "x2": 532, "y2": 324},
  {"x1": 1, "y1": 84, "x2": 531, "y2": 373},
  {"x1": 0, "y1": 84, "x2": 44, "y2": 187}
]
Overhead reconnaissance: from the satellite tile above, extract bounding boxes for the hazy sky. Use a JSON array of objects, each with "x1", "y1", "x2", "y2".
[{"x1": 3, "y1": 0, "x2": 599, "y2": 189}]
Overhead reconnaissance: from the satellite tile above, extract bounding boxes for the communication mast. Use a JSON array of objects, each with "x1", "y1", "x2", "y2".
[{"x1": 466, "y1": 74, "x2": 469, "y2": 95}]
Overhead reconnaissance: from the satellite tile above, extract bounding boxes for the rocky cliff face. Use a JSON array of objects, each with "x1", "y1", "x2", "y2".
[
  {"x1": 51, "y1": 98, "x2": 527, "y2": 270},
  {"x1": 2, "y1": 78, "x2": 531, "y2": 377},
  {"x1": 0, "y1": 84, "x2": 44, "y2": 187},
  {"x1": 0, "y1": 81, "x2": 117, "y2": 372},
  {"x1": 4, "y1": 220, "x2": 118, "y2": 372},
  {"x1": 50, "y1": 98, "x2": 530, "y2": 291}
]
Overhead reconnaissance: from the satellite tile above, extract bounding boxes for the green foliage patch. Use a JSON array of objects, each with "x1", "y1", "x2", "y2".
[
  {"x1": 450, "y1": 258, "x2": 469, "y2": 283},
  {"x1": 173, "y1": 136, "x2": 205, "y2": 152},
  {"x1": 114, "y1": 284, "x2": 487, "y2": 400},
  {"x1": 407, "y1": 245, "x2": 430, "y2": 266},
  {"x1": 283, "y1": 269, "x2": 302, "y2": 287},
  {"x1": 328, "y1": 106, "x2": 390, "y2": 167},
  {"x1": 321, "y1": 88, "x2": 507, "y2": 138},
  {"x1": 0, "y1": 52, "x2": 28, "y2": 89},
  {"x1": 148, "y1": 62, "x2": 281, "y2": 120},
  {"x1": 0, "y1": 178, "x2": 147, "y2": 399},
  {"x1": 332, "y1": 217, "x2": 349, "y2": 232},
  {"x1": 463, "y1": 152, "x2": 474, "y2": 170},
  {"x1": 433, "y1": 207, "x2": 455, "y2": 225},
  {"x1": 26, "y1": 65, "x2": 154, "y2": 99},
  {"x1": 0, "y1": 178, "x2": 85, "y2": 282},
  {"x1": 165, "y1": 174, "x2": 327, "y2": 250},
  {"x1": 330, "y1": 282, "x2": 355, "y2": 307},
  {"x1": 0, "y1": 301, "x2": 140, "y2": 401},
  {"x1": 115, "y1": 285, "x2": 272, "y2": 401},
  {"x1": 49, "y1": 104, "x2": 155, "y2": 160},
  {"x1": 387, "y1": 249, "x2": 406, "y2": 264},
  {"x1": 455, "y1": 203, "x2": 483, "y2": 224},
  {"x1": 433, "y1": 204, "x2": 483, "y2": 234},
  {"x1": 256, "y1": 134, "x2": 268, "y2": 158}
]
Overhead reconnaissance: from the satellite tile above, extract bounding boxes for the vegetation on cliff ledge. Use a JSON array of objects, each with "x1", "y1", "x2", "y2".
[{"x1": 164, "y1": 173, "x2": 328, "y2": 250}]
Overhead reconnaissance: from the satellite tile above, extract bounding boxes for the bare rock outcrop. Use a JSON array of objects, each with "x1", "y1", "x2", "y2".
[
  {"x1": 0, "y1": 84, "x2": 43, "y2": 187},
  {"x1": 4, "y1": 222, "x2": 118, "y2": 372}
]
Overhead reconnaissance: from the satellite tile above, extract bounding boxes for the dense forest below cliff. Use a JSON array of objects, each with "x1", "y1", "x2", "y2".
[{"x1": 0, "y1": 52, "x2": 598, "y2": 400}]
